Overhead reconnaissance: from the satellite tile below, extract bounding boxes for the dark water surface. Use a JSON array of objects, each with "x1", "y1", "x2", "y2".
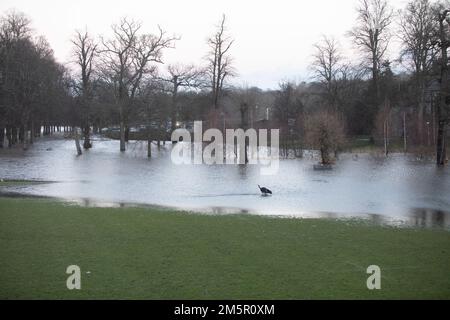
[{"x1": 1, "y1": 136, "x2": 449, "y2": 228}]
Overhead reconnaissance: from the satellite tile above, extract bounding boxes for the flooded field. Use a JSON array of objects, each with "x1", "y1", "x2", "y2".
[{"x1": 1, "y1": 135, "x2": 450, "y2": 228}]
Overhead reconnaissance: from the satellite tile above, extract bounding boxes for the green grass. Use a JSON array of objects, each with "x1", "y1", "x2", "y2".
[
  {"x1": 0, "y1": 179, "x2": 48, "y2": 187},
  {"x1": 0, "y1": 197, "x2": 449, "y2": 299}
]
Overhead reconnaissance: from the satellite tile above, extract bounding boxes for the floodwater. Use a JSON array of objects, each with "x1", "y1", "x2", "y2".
[{"x1": 1, "y1": 135, "x2": 450, "y2": 228}]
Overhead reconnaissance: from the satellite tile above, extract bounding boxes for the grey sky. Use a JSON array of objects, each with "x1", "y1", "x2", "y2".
[{"x1": 0, "y1": 0, "x2": 408, "y2": 89}]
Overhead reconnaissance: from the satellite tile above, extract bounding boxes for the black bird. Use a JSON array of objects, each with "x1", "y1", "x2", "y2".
[{"x1": 258, "y1": 185, "x2": 272, "y2": 195}]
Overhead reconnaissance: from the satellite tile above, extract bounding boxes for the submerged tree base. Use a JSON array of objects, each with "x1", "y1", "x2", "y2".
[{"x1": 313, "y1": 163, "x2": 333, "y2": 170}]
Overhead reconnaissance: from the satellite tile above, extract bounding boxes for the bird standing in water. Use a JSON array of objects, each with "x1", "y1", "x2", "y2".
[{"x1": 258, "y1": 185, "x2": 272, "y2": 195}]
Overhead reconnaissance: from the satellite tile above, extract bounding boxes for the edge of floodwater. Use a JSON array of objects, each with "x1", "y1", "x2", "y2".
[{"x1": 0, "y1": 188, "x2": 448, "y2": 232}]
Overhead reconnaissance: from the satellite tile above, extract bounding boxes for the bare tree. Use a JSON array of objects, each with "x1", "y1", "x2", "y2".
[
  {"x1": 0, "y1": 10, "x2": 31, "y2": 42},
  {"x1": 137, "y1": 78, "x2": 168, "y2": 158},
  {"x1": 71, "y1": 29, "x2": 97, "y2": 150},
  {"x1": 311, "y1": 36, "x2": 343, "y2": 111},
  {"x1": 100, "y1": 17, "x2": 177, "y2": 151},
  {"x1": 158, "y1": 63, "x2": 204, "y2": 132},
  {"x1": 305, "y1": 111, "x2": 346, "y2": 165},
  {"x1": 348, "y1": 0, "x2": 394, "y2": 102},
  {"x1": 273, "y1": 81, "x2": 304, "y2": 157},
  {"x1": 205, "y1": 14, "x2": 235, "y2": 126},
  {"x1": 399, "y1": 0, "x2": 438, "y2": 145}
]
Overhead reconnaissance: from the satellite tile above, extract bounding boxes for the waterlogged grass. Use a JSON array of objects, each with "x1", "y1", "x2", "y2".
[
  {"x1": 0, "y1": 179, "x2": 49, "y2": 187},
  {"x1": 0, "y1": 197, "x2": 449, "y2": 299}
]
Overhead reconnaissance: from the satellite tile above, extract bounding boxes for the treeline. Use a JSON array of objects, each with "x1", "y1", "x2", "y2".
[
  {"x1": 0, "y1": 0, "x2": 449, "y2": 163},
  {"x1": 0, "y1": 12, "x2": 72, "y2": 149},
  {"x1": 304, "y1": 0, "x2": 450, "y2": 163}
]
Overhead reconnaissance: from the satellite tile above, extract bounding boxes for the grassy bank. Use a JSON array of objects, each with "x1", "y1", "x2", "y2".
[
  {"x1": 0, "y1": 179, "x2": 47, "y2": 187},
  {"x1": 0, "y1": 197, "x2": 449, "y2": 299}
]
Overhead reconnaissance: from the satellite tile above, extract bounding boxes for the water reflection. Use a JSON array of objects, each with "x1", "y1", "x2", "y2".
[
  {"x1": 409, "y1": 208, "x2": 450, "y2": 228},
  {"x1": 1, "y1": 135, "x2": 450, "y2": 230},
  {"x1": 14, "y1": 194, "x2": 448, "y2": 229}
]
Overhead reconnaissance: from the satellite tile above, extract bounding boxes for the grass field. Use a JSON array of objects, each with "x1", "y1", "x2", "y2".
[{"x1": 0, "y1": 197, "x2": 449, "y2": 299}]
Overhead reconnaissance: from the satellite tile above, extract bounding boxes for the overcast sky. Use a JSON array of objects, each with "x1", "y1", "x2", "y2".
[{"x1": 0, "y1": 0, "x2": 408, "y2": 89}]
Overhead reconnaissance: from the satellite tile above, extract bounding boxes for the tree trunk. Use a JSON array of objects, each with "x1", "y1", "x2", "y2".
[
  {"x1": 245, "y1": 139, "x2": 249, "y2": 163},
  {"x1": 320, "y1": 147, "x2": 330, "y2": 165},
  {"x1": 22, "y1": 123, "x2": 28, "y2": 151},
  {"x1": 83, "y1": 125, "x2": 92, "y2": 149},
  {"x1": 0, "y1": 128, "x2": 4, "y2": 148},
  {"x1": 208, "y1": 109, "x2": 219, "y2": 129},
  {"x1": 6, "y1": 127, "x2": 12, "y2": 147},
  {"x1": 372, "y1": 50, "x2": 379, "y2": 103},
  {"x1": 11, "y1": 127, "x2": 17, "y2": 145},
  {"x1": 119, "y1": 121, "x2": 126, "y2": 152},
  {"x1": 436, "y1": 119, "x2": 446, "y2": 165},
  {"x1": 30, "y1": 121, "x2": 34, "y2": 144},
  {"x1": 74, "y1": 127, "x2": 82, "y2": 156},
  {"x1": 125, "y1": 126, "x2": 130, "y2": 142},
  {"x1": 171, "y1": 82, "x2": 179, "y2": 134},
  {"x1": 19, "y1": 125, "x2": 24, "y2": 143},
  {"x1": 35, "y1": 123, "x2": 40, "y2": 138},
  {"x1": 417, "y1": 101, "x2": 424, "y2": 145},
  {"x1": 403, "y1": 112, "x2": 407, "y2": 153},
  {"x1": 384, "y1": 120, "x2": 389, "y2": 157},
  {"x1": 437, "y1": 17, "x2": 448, "y2": 166},
  {"x1": 147, "y1": 127, "x2": 152, "y2": 158}
]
